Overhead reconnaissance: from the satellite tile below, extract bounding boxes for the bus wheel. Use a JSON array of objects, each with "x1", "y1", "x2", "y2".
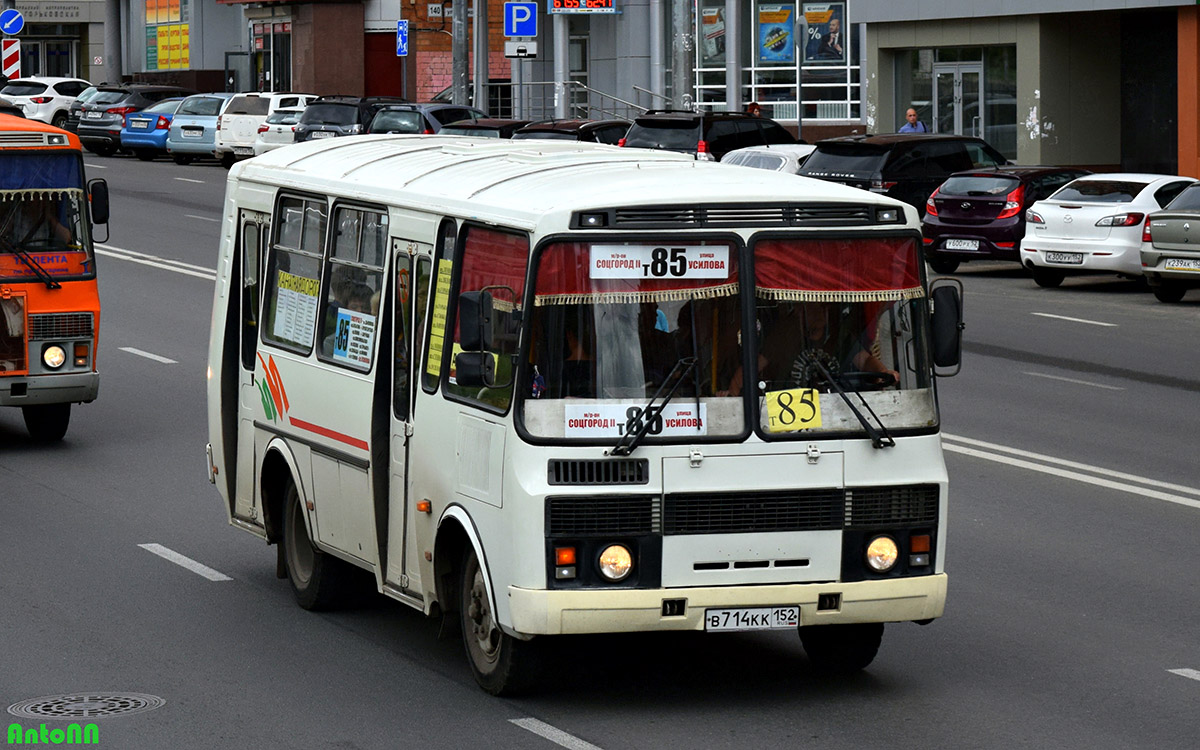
[
  {"x1": 282, "y1": 482, "x2": 345, "y2": 610},
  {"x1": 798, "y1": 623, "x2": 884, "y2": 674},
  {"x1": 460, "y1": 547, "x2": 541, "y2": 695},
  {"x1": 22, "y1": 403, "x2": 70, "y2": 442}
]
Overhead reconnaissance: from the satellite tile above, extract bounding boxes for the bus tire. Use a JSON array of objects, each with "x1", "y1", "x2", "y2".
[
  {"x1": 282, "y1": 481, "x2": 346, "y2": 611},
  {"x1": 798, "y1": 622, "x2": 884, "y2": 674},
  {"x1": 22, "y1": 403, "x2": 70, "y2": 442},
  {"x1": 460, "y1": 546, "x2": 542, "y2": 695}
]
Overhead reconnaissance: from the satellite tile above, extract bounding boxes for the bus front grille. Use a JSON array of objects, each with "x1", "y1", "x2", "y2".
[
  {"x1": 547, "y1": 458, "x2": 649, "y2": 485},
  {"x1": 29, "y1": 313, "x2": 94, "y2": 341},
  {"x1": 844, "y1": 484, "x2": 939, "y2": 528},
  {"x1": 664, "y1": 490, "x2": 845, "y2": 535},
  {"x1": 547, "y1": 495, "x2": 659, "y2": 536}
]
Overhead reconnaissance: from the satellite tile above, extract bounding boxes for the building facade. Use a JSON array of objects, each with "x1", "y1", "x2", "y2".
[{"x1": 7, "y1": 1, "x2": 107, "y2": 81}]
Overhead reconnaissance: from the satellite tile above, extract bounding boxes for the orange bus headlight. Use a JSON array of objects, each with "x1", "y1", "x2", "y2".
[{"x1": 42, "y1": 345, "x2": 66, "y2": 369}]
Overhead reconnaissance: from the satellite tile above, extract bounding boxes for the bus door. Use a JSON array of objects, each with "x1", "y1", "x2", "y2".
[
  {"x1": 235, "y1": 211, "x2": 270, "y2": 528},
  {"x1": 385, "y1": 240, "x2": 432, "y2": 594}
]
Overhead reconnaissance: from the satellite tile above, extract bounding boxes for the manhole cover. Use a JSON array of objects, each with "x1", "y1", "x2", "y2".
[{"x1": 8, "y1": 693, "x2": 166, "y2": 720}]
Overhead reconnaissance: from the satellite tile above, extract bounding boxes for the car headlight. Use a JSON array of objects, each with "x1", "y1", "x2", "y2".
[
  {"x1": 42, "y1": 345, "x2": 66, "y2": 369},
  {"x1": 865, "y1": 536, "x2": 898, "y2": 572},
  {"x1": 598, "y1": 544, "x2": 633, "y2": 582}
]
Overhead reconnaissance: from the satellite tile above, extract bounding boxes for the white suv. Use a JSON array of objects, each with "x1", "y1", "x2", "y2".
[
  {"x1": 216, "y1": 92, "x2": 317, "y2": 167},
  {"x1": 0, "y1": 77, "x2": 91, "y2": 128}
]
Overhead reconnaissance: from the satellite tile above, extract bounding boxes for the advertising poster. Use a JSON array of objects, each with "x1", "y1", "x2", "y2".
[
  {"x1": 801, "y1": 2, "x2": 846, "y2": 64},
  {"x1": 700, "y1": 7, "x2": 726, "y2": 66},
  {"x1": 757, "y1": 5, "x2": 795, "y2": 64}
]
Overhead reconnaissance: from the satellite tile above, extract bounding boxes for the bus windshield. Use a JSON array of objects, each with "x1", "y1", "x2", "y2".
[{"x1": 0, "y1": 152, "x2": 93, "y2": 282}]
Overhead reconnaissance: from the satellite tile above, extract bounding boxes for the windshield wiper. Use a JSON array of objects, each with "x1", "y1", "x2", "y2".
[
  {"x1": 608, "y1": 356, "x2": 697, "y2": 457},
  {"x1": 808, "y1": 357, "x2": 894, "y2": 450},
  {"x1": 0, "y1": 235, "x2": 62, "y2": 289}
]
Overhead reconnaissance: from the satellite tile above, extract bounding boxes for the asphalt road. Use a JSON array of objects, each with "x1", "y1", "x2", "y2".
[{"x1": 1, "y1": 153, "x2": 1198, "y2": 749}]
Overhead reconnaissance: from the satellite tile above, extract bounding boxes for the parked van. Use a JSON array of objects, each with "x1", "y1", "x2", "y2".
[{"x1": 215, "y1": 92, "x2": 317, "y2": 167}]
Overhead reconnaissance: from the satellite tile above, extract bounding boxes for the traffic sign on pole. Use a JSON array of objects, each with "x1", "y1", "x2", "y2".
[
  {"x1": 504, "y1": 2, "x2": 538, "y2": 37},
  {"x1": 0, "y1": 9, "x2": 24, "y2": 36},
  {"x1": 396, "y1": 20, "x2": 409, "y2": 57},
  {"x1": 1, "y1": 39, "x2": 19, "y2": 79}
]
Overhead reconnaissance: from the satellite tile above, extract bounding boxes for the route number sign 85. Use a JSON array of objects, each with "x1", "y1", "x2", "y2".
[{"x1": 764, "y1": 388, "x2": 822, "y2": 432}]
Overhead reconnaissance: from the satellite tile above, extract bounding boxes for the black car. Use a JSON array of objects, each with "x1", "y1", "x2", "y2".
[
  {"x1": 0, "y1": 97, "x2": 23, "y2": 118},
  {"x1": 64, "y1": 83, "x2": 116, "y2": 133},
  {"x1": 620, "y1": 109, "x2": 795, "y2": 161},
  {"x1": 797, "y1": 134, "x2": 1008, "y2": 215},
  {"x1": 512, "y1": 118, "x2": 629, "y2": 145},
  {"x1": 366, "y1": 103, "x2": 486, "y2": 134},
  {"x1": 922, "y1": 166, "x2": 1091, "y2": 273},
  {"x1": 294, "y1": 96, "x2": 407, "y2": 142},
  {"x1": 437, "y1": 118, "x2": 532, "y2": 139},
  {"x1": 76, "y1": 84, "x2": 197, "y2": 155}
]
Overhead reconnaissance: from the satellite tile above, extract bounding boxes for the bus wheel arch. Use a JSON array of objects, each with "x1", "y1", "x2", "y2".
[{"x1": 259, "y1": 443, "x2": 302, "y2": 545}]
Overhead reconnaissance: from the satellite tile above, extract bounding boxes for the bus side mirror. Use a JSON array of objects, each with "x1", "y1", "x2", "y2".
[
  {"x1": 88, "y1": 178, "x2": 110, "y2": 225},
  {"x1": 930, "y1": 280, "x2": 964, "y2": 375},
  {"x1": 454, "y1": 351, "x2": 496, "y2": 388},
  {"x1": 459, "y1": 291, "x2": 493, "y2": 351}
]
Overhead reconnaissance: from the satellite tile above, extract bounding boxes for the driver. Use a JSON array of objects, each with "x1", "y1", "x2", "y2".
[
  {"x1": 1, "y1": 196, "x2": 73, "y2": 249},
  {"x1": 757, "y1": 302, "x2": 898, "y2": 391}
]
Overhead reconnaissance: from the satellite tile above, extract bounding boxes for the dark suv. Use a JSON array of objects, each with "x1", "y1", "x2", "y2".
[
  {"x1": 294, "y1": 96, "x2": 407, "y2": 142},
  {"x1": 797, "y1": 134, "x2": 1008, "y2": 214},
  {"x1": 620, "y1": 110, "x2": 795, "y2": 161},
  {"x1": 366, "y1": 103, "x2": 486, "y2": 134},
  {"x1": 76, "y1": 84, "x2": 197, "y2": 155},
  {"x1": 922, "y1": 166, "x2": 1091, "y2": 273},
  {"x1": 512, "y1": 118, "x2": 630, "y2": 145}
]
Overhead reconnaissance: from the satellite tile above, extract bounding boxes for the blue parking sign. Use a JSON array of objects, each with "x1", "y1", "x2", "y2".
[
  {"x1": 396, "y1": 20, "x2": 409, "y2": 57},
  {"x1": 504, "y1": 2, "x2": 538, "y2": 37}
]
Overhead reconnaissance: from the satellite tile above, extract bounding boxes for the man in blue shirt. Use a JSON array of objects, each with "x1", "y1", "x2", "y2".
[{"x1": 899, "y1": 108, "x2": 928, "y2": 133}]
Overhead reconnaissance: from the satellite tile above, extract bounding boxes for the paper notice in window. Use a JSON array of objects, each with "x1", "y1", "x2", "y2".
[{"x1": 272, "y1": 270, "x2": 319, "y2": 346}]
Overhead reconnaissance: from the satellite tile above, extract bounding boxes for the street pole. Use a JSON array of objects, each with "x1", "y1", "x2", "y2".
[
  {"x1": 671, "y1": 0, "x2": 694, "y2": 110},
  {"x1": 104, "y1": 0, "x2": 121, "y2": 84},
  {"x1": 472, "y1": 0, "x2": 488, "y2": 115},
  {"x1": 451, "y1": 0, "x2": 469, "y2": 105}
]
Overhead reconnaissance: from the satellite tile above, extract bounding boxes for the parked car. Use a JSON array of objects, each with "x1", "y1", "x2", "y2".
[
  {"x1": 512, "y1": 118, "x2": 630, "y2": 144},
  {"x1": 65, "y1": 84, "x2": 116, "y2": 132},
  {"x1": 1022, "y1": 173, "x2": 1198, "y2": 288},
  {"x1": 621, "y1": 109, "x2": 795, "y2": 161},
  {"x1": 77, "y1": 84, "x2": 198, "y2": 156},
  {"x1": 293, "y1": 96, "x2": 407, "y2": 142},
  {"x1": 1141, "y1": 184, "x2": 1200, "y2": 303},
  {"x1": 0, "y1": 97, "x2": 24, "y2": 118},
  {"x1": 438, "y1": 118, "x2": 532, "y2": 138},
  {"x1": 366, "y1": 103, "x2": 486, "y2": 134},
  {"x1": 797, "y1": 134, "x2": 1008, "y2": 215},
  {"x1": 431, "y1": 78, "x2": 513, "y2": 118},
  {"x1": 215, "y1": 91, "x2": 317, "y2": 167},
  {"x1": 0, "y1": 77, "x2": 91, "y2": 128},
  {"x1": 166, "y1": 93, "x2": 237, "y2": 165},
  {"x1": 720, "y1": 143, "x2": 816, "y2": 173},
  {"x1": 119, "y1": 97, "x2": 186, "y2": 161},
  {"x1": 253, "y1": 108, "x2": 305, "y2": 156},
  {"x1": 921, "y1": 166, "x2": 1092, "y2": 274}
]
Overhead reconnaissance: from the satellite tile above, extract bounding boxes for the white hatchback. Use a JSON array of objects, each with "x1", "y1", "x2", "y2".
[
  {"x1": 252, "y1": 108, "x2": 305, "y2": 156},
  {"x1": 1022, "y1": 173, "x2": 1197, "y2": 288},
  {"x1": 721, "y1": 143, "x2": 816, "y2": 174},
  {"x1": 0, "y1": 77, "x2": 91, "y2": 128}
]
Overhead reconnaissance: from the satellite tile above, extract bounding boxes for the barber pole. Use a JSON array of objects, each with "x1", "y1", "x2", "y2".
[{"x1": 1, "y1": 39, "x2": 18, "y2": 80}]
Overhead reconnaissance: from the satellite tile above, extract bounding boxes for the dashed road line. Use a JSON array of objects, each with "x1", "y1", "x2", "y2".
[
  {"x1": 1031, "y1": 312, "x2": 1117, "y2": 327},
  {"x1": 138, "y1": 543, "x2": 232, "y2": 581},
  {"x1": 1021, "y1": 371, "x2": 1124, "y2": 390},
  {"x1": 173, "y1": 177, "x2": 206, "y2": 184},
  {"x1": 510, "y1": 719, "x2": 603, "y2": 750},
  {"x1": 119, "y1": 347, "x2": 177, "y2": 364},
  {"x1": 185, "y1": 214, "x2": 220, "y2": 223},
  {"x1": 1168, "y1": 668, "x2": 1200, "y2": 682}
]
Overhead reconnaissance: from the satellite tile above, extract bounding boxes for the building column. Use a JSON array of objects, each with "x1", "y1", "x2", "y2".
[{"x1": 1179, "y1": 6, "x2": 1200, "y2": 178}]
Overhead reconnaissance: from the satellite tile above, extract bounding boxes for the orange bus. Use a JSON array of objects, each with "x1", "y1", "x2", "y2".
[{"x1": 0, "y1": 114, "x2": 109, "y2": 441}]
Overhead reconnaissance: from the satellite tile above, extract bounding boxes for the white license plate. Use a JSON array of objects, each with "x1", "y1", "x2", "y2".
[
  {"x1": 234, "y1": 146, "x2": 254, "y2": 156},
  {"x1": 181, "y1": 129, "x2": 202, "y2": 139},
  {"x1": 1045, "y1": 251, "x2": 1084, "y2": 264},
  {"x1": 1164, "y1": 258, "x2": 1200, "y2": 271},
  {"x1": 310, "y1": 130, "x2": 334, "y2": 139},
  {"x1": 131, "y1": 120, "x2": 149, "y2": 129},
  {"x1": 705, "y1": 606, "x2": 799, "y2": 632},
  {"x1": 943, "y1": 239, "x2": 979, "y2": 251},
  {"x1": 85, "y1": 111, "x2": 102, "y2": 119}
]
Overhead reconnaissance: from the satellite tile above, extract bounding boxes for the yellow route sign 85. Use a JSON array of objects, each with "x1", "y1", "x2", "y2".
[{"x1": 764, "y1": 388, "x2": 822, "y2": 432}]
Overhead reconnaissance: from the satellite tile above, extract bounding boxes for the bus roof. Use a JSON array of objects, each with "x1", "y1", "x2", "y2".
[
  {"x1": 236, "y1": 136, "x2": 910, "y2": 230},
  {"x1": 0, "y1": 113, "x2": 83, "y2": 151}
]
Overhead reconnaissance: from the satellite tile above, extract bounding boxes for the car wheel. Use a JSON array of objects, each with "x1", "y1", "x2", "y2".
[
  {"x1": 799, "y1": 623, "x2": 884, "y2": 674},
  {"x1": 95, "y1": 144, "x2": 117, "y2": 157},
  {"x1": 1151, "y1": 281, "x2": 1187, "y2": 303},
  {"x1": 220, "y1": 152, "x2": 236, "y2": 169},
  {"x1": 135, "y1": 149, "x2": 157, "y2": 162},
  {"x1": 928, "y1": 256, "x2": 960, "y2": 275},
  {"x1": 1031, "y1": 266, "x2": 1065, "y2": 288},
  {"x1": 172, "y1": 154, "x2": 194, "y2": 166},
  {"x1": 51, "y1": 112, "x2": 68, "y2": 129}
]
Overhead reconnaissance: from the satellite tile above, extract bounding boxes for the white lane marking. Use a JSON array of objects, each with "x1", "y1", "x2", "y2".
[
  {"x1": 95, "y1": 244, "x2": 216, "y2": 281},
  {"x1": 942, "y1": 443, "x2": 1200, "y2": 511},
  {"x1": 942, "y1": 433, "x2": 1200, "y2": 498},
  {"x1": 83, "y1": 163, "x2": 108, "y2": 169},
  {"x1": 185, "y1": 214, "x2": 220, "y2": 223},
  {"x1": 1021, "y1": 371, "x2": 1125, "y2": 391},
  {"x1": 173, "y1": 177, "x2": 205, "y2": 184},
  {"x1": 510, "y1": 719, "x2": 603, "y2": 750},
  {"x1": 1031, "y1": 312, "x2": 1117, "y2": 327},
  {"x1": 119, "y1": 346, "x2": 178, "y2": 364},
  {"x1": 1168, "y1": 668, "x2": 1200, "y2": 682},
  {"x1": 138, "y1": 543, "x2": 232, "y2": 581}
]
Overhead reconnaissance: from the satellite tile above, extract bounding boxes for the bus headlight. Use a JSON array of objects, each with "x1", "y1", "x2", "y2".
[
  {"x1": 42, "y1": 345, "x2": 66, "y2": 369},
  {"x1": 598, "y1": 544, "x2": 633, "y2": 582},
  {"x1": 865, "y1": 536, "x2": 898, "y2": 572}
]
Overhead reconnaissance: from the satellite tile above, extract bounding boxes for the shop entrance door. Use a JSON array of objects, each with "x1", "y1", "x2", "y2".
[{"x1": 933, "y1": 63, "x2": 982, "y2": 137}]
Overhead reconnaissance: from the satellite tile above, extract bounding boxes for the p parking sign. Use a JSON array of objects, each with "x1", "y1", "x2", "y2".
[{"x1": 504, "y1": 2, "x2": 538, "y2": 37}]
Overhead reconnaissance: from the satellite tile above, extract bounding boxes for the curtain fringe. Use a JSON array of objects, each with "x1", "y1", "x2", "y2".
[
  {"x1": 534, "y1": 282, "x2": 740, "y2": 307},
  {"x1": 755, "y1": 286, "x2": 925, "y2": 303},
  {"x1": 0, "y1": 188, "x2": 84, "y2": 201}
]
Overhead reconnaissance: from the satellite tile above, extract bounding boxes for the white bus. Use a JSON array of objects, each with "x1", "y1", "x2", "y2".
[{"x1": 206, "y1": 137, "x2": 964, "y2": 694}]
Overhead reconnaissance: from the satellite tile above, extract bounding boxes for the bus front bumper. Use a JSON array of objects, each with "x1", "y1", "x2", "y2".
[
  {"x1": 507, "y1": 574, "x2": 946, "y2": 636},
  {"x1": 0, "y1": 372, "x2": 99, "y2": 407}
]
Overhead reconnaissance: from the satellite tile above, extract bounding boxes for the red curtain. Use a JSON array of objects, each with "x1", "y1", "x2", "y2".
[
  {"x1": 754, "y1": 237, "x2": 923, "y2": 302},
  {"x1": 458, "y1": 227, "x2": 530, "y2": 309}
]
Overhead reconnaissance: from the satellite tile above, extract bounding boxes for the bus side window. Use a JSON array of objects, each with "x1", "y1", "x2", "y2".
[
  {"x1": 443, "y1": 225, "x2": 530, "y2": 412},
  {"x1": 405, "y1": 256, "x2": 432, "y2": 417},
  {"x1": 317, "y1": 206, "x2": 388, "y2": 370},
  {"x1": 422, "y1": 219, "x2": 458, "y2": 393},
  {"x1": 240, "y1": 220, "x2": 261, "y2": 370},
  {"x1": 262, "y1": 196, "x2": 327, "y2": 354}
]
